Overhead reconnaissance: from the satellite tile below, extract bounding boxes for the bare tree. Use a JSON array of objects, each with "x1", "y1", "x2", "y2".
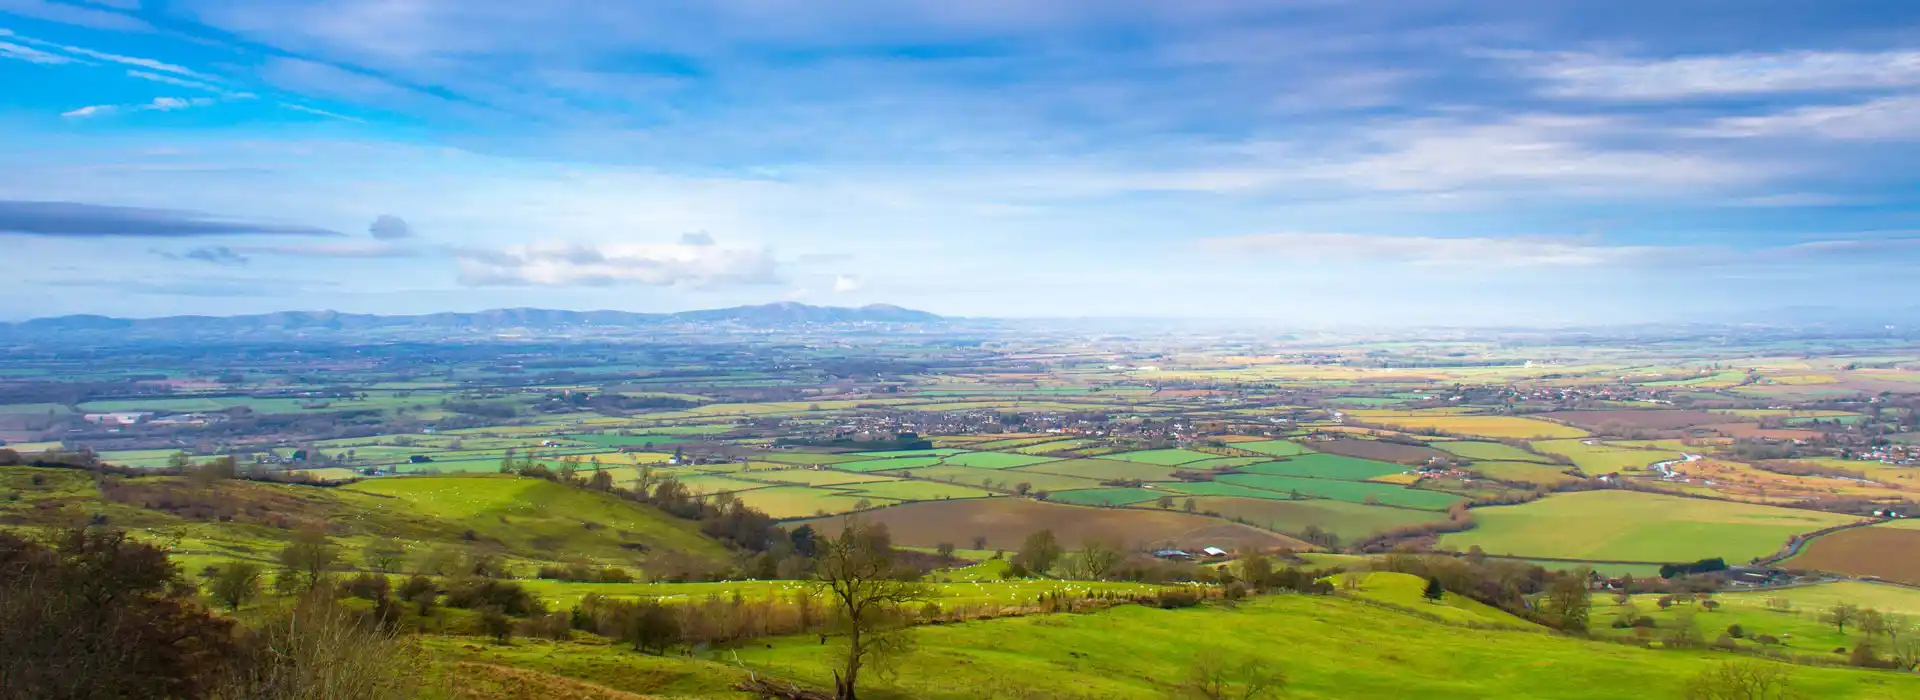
[
  {"x1": 1681, "y1": 661, "x2": 1804, "y2": 700},
  {"x1": 814, "y1": 518, "x2": 930, "y2": 700},
  {"x1": 1073, "y1": 539, "x2": 1121, "y2": 581},
  {"x1": 1184, "y1": 649, "x2": 1287, "y2": 700},
  {"x1": 278, "y1": 529, "x2": 339, "y2": 590},
  {"x1": 211, "y1": 561, "x2": 264, "y2": 611},
  {"x1": 1823, "y1": 602, "x2": 1859, "y2": 635}
]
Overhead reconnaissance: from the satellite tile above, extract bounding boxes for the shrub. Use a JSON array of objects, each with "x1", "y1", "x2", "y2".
[
  {"x1": 443, "y1": 578, "x2": 543, "y2": 617},
  {"x1": 338, "y1": 572, "x2": 392, "y2": 601}
]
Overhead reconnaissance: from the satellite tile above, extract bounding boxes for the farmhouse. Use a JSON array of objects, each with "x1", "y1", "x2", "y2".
[{"x1": 1722, "y1": 566, "x2": 1791, "y2": 588}]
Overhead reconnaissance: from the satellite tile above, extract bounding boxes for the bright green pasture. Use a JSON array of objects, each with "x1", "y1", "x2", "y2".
[
  {"x1": 1238, "y1": 454, "x2": 1406, "y2": 481},
  {"x1": 730, "y1": 486, "x2": 897, "y2": 519},
  {"x1": 905, "y1": 465, "x2": 1106, "y2": 492},
  {"x1": 731, "y1": 469, "x2": 890, "y2": 487},
  {"x1": 1531, "y1": 439, "x2": 1683, "y2": 474},
  {"x1": 1215, "y1": 473, "x2": 1464, "y2": 510},
  {"x1": 1016, "y1": 458, "x2": 1182, "y2": 482},
  {"x1": 1178, "y1": 457, "x2": 1270, "y2": 471},
  {"x1": 1233, "y1": 440, "x2": 1313, "y2": 457},
  {"x1": 719, "y1": 595, "x2": 1916, "y2": 700},
  {"x1": 836, "y1": 480, "x2": 996, "y2": 501},
  {"x1": 1438, "y1": 490, "x2": 1854, "y2": 563},
  {"x1": 939, "y1": 451, "x2": 1058, "y2": 469},
  {"x1": 1344, "y1": 572, "x2": 1540, "y2": 629},
  {"x1": 1436, "y1": 441, "x2": 1554, "y2": 463},
  {"x1": 1183, "y1": 497, "x2": 1443, "y2": 540},
  {"x1": 1046, "y1": 487, "x2": 1164, "y2": 506},
  {"x1": 1151, "y1": 480, "x2": 1299, "y2": 500},
  {"x1": 1102, "y1": 449, "x2": 1220, "y2": 465},
  {"x1": 833, "y1": 456, "x2": 949, "y2": 472},
  {"x1": 849, "y1": 448, "x2": 970, "y2": 458},
  {"x1": 1468, "y1": 461, "x2": 1580, "y2": 486}
]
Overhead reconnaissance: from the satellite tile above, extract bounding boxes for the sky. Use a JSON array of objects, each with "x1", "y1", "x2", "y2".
[{"x1": 3, "y1": 0, "x2": 1920, "y2": 325}]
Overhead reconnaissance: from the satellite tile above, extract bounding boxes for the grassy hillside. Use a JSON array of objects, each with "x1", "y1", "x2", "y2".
[
  {"x1": 427, "y1": 592, "x2": 1920, "y2": 699},
  {"x1": 1, "y1": 467, "x2": 729, "y2": 575},
  {"x1": 344, "y1": 474, "x2": 729, "y2": 566}
]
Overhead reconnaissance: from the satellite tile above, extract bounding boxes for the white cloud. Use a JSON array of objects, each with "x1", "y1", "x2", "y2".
[
  {"x1": 454, "y1": 238, "x2": 779, "y2": 287},
  {"x1": 1703, "y1": 96, "x2": 1920, "y2": 141},
  {"x1": 1533, "y1": 50, "x2": 1920, "y2": 100},
  {"x1": 0, "y1": 40, "x2": 75, "y2": 64},
  {"x1": 1199, "y1": 232, "x2": 1671, "y2": 268},
  {"x1": 278, "y1": 102, "x2": 364, "y2": 122},
  {"x1": 1312, "y1": 116, "x2": 1763, "y2": 193},
  {"x1": 57, "y1": 46, "x2": 215, "y2": 79},
  {"x1": 61, "y1": 105, "x2": 116, "y2": 118},
  {"x1": 143, "y1": 97, "x2": 214, "y2": 111},
  {"x1": 126, "y1": 70, "x2": 249, "y2": 97},
  {"x1": 832, "y1": 274, "x2": 863, "y2": 293}
]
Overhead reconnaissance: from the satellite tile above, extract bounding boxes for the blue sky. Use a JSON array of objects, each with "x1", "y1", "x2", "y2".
[{"x1": 3, "y1": 0, "x2": 1920, "y2": 325}]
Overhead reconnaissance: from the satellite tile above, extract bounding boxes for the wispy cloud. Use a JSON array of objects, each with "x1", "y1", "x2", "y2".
[
  {"x1": 59, "y1": 96, "x2": 215, "y2": 118},
  {"x1": 127, "y1": 69, "x2": 252, "y2": 97},
  {"x1": 277, "y1": 102, "x2": 364, "y2": 122},
  {"x1": 1703, "y1": 96, "x2": 1920, "y2": 141},
  {"x1": 0, "y1": 0, "x2": 150, "y2": 31},
  {"x1": 61, "y1": 104, "x2": 115, "y2": 118},
  {"x1": 1199, "y1": 232, "x2": 1673, "y2": 268},
  {"x1": 0, "y1": 40, "x2": 75, "y2": 64},
  {"x1": 454, "y1": 236, "x2": 779, "y2": 287},
  {"x1": 0, "y1": 200, "x2": 342, "y2": 238},
  {"x1": 1532, "y1": 50, "x2": 1920, "y2": 100}
]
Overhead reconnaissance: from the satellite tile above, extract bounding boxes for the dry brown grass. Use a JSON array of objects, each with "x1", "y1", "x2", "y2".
[{"x1": 437, "y1": 662, "x2": 659, "y2": 700}]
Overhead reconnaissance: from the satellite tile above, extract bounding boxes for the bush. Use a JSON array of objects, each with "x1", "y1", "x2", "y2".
[
  {"x1": 1153, "y1": 589, "x2": 1205, "y2": 609},
  {"x1": 217, "y1": 591, "x2": 422, "y2": 699},
  {"x1": 1726, "y1": 624, "x2": 1744, "y2": 639},
  {"x1": 338, "y1": 572, "x2": 392, "y2": 601},
  {"x1": 1, "y1": 529, "x2": 237, "y2": 699},
  {"x1": 443, "y1": 578, "x2": 543, "y2": 617}
]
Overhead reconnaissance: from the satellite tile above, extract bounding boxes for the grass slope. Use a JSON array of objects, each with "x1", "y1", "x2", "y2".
[{"x1": 1439, "y1": 490, "x2": 1856, "y2": 563}]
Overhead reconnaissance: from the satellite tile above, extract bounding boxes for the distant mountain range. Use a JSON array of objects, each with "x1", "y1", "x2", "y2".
[{"x1": 0, "y1": 302, "x2": 943, "y2": 336}]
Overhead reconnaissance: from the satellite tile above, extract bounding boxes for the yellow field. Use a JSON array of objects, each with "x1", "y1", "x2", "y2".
[{"x1": 1347, "y1": 411, "x2": 1588, "y2": 439}]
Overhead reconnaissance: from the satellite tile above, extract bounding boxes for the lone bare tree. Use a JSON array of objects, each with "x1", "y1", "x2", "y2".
[
  {"x1": 1184, "y1": 649, "x2": 1287, "y2": 700},
  {"x1": 1681, "y1": 661, "x2": 1804, "y2": 700},
  {"x1": 815, "y1": 518, "x2": 929, "y2": 700}
]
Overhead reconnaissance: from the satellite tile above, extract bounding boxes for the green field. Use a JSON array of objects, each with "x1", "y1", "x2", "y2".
[
  {"x1": 729, "y1": 485, "x2": 897, "y2": 519},
  {"x1": 1102, "y1": 449, "x2": 1220, "y2": 465},
  {"x1": 1237, "y1": 454, "x2": 1407, "y2": 481},
  {"x1": 1183, "y1": 496, "x2": 1444, "y2": 540},
  {"x1": 1017, "y1": 458, "x2": 1184, "y2": 482},
  {"x1": 1178, "y1": 456, "x2": 1271, "y2": 471},
  {"x1": 713, "y1": 594, "x2": 1914, "y2": 700},
  {"x1": 1233, "y1": 440, "x2": 1313, "y2": 457},
  {"x1": 1343, "y1": 572, "x2": 1540, "y2": 629},
  {"x1": 1468, "y1": 460, "x2": 1579, "y2": 486},
  {"x1": 1151, "y1": 480, "x2": 1299, "y2": 500},
  {"x1": 1438, "y1": 490, "x2": 1857, "y2": 563},
  {"x1": 1436, "y1": 441, "x2": 1554, "y2": 463},
  {"x1": 341, "y1": 474, "x2": 728, "y2": 566},
  {"x1": 837, "y1": 480, "x2": 997, "y2": 501},
  {"x1": 850, "y1": 448, "x2": 971, "y2": 458},
  {"x1": 1531, "y1": 439, "x2": 1682, "y2": 474},
  {"x1": 1214, "y1": 473, "x2": 1465, "y2": 510},
  {"x1": 833, "y1": 456, "x2": 949, "y2": 472},
  {"x1": 732, "y1": 468, "x2": 891, "y2": 486},
  {"x1": 904, "y1": 464, "x2": 1107, "y2": 492},
  {"x1": 939, "y1": 451, "x2": 1059, "y2": 469},
  {"x1": 1593, "y1": 581, "x2": 1920, "y2": 654},
  {"x1": 1046, "y1": 487, "x2": 1164, "y2": 506}
]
